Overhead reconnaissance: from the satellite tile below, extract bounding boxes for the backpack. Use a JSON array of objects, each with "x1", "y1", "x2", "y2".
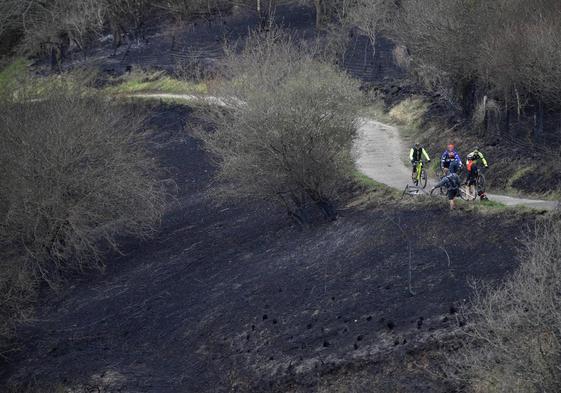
[{"x1": 447, "y1": 173, "x2": 460, "y2": 190}]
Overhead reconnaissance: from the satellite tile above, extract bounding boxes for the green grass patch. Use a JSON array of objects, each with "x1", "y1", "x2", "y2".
[
  {"x1": 0, "y1": 58, "x2": 30, "y2": 95},
  {"x1": 353, "y1": 170, "x2": 379, "y2": 189},
  {"x1": 105, "y1": 70, "x2": 207, "y2": 96},
  {"x1": 349, "y1": 170, "x2": 403, "y2": 208},
  {"x1": 1, "y1": 61, "x2": 99, "y2": 101}
]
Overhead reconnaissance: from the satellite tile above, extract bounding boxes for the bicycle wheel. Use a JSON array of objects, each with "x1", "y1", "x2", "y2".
[
  {"x1": 421, "y1": 168, "x2": 428, "y2": 189},
  {"x1": 430, "y1": 187, "x2": 444, "y2": 197},
  {"x1": 477, "y1": 173, "x2": 486, "y2": 192},
  {"x1": 459, "y1": 185, "x2": 476, "y2": 201},
  {"x1": 412, "y1": 162, "x2": 421, "y2": 187}
]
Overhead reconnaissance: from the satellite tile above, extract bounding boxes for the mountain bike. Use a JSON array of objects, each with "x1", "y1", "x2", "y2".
[
  {"x1": 435, "y1": 163, "x2": 465, "y2": 195},
  {"x1": 464, "y1": 167, "x2": 486, "y2": 201},
  {"x1": 430, "y1": 185, "x2": 474, "y2": 201},
  {"x1": 458, "y1": 185, "x2": 476, "y2": 201},
  {"x1": 411, "y1": 160, "x2": 428, "y2": 189}
]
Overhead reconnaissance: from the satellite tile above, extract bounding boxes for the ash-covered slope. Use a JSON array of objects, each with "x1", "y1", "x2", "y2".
[{"x1": 1, "y1": 105, "x2": 532, "y2": 393}]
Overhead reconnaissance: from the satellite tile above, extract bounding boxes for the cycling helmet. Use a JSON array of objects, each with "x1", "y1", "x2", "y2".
[
  {"x1": 449, "y1": 161, "x2": 459, "y2": 174},
  {"x1": 467, "y1": 152, "x2": 475, "y2": 160},
  {"x1": 447, "y1": 143, "x2": 455, "y2": 151},
  {"x1": 414, "y1": 142, "x2": 421, "y2": 148}
]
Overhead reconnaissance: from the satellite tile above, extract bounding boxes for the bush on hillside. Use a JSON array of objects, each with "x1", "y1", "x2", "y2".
[
  {"x1": 392, "y1": 0, "x2": 561, "y2": 111},
  {"x1": 0, "y1": 80, "x2": 168, "y2": 345},
  {"x1": 451, "y1": 215, "x2": 561, "y2": 393},
  {"x1": 197, "y1": 30, "x2": 363, "y2": 224}
]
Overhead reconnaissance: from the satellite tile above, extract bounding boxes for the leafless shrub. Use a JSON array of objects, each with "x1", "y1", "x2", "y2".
[
  {"x1": 450, "y1": 214, "x2": 561, "y2": 393},
  {"x1": 391, "y1": 0, "x2": 561, "y2": 111},
  {"x1": 340, "y1": 0, "x2": 394, "y2": 57},
  {"x1": 0, "y1": 84, "x2": 168, "y2": 281},
  {"x1": 0, "y1": 0, "x2": 28, "y2": 38},
  {"x1": 174, "y1": 50, "x2": 214, "y2": 82},
  {"x1": 18, "y1": 0, "x2": 105, "y2": 57},
  {"x1": 0, "y1": 256, "x2": 36, "y2": 351},
  {"x1": 197, "y1": 29, "x2": 363, "y2": 224},
  {"x1": 0, "y1": 79, "x2": 169, "y2": 344},
  {"x1": 156, "y1": 0, "x2": 231, "y2": 19}
]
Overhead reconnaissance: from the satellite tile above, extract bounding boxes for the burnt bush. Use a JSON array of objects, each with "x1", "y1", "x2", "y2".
[
  {"x1": 197, "y1": 30, "x2": 363, "y2": 224},
  {"x1": 0, "y1": 81, "x2": 168, "y2": 346},
  {"x1": 451, "y1": 214, "x2": 561, "y2": 392}
]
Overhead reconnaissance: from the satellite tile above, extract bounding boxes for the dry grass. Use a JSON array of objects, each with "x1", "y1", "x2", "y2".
[
  {"x1": 105, "y1": 69, "x2": 208, "y2": 96},
  {"x1": 389, "y1": 96, "x2": 429, "y2": 128}
]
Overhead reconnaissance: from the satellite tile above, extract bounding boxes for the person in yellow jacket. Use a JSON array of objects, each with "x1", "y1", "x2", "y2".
[
  {"x1": 409, "y1": 142, "x2": 431, "y2": 178},
  {"x1": 465, "y1": 147, "x2": 489, "y2": 200}
]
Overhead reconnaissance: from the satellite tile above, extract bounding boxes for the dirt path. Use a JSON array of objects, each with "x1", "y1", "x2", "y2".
[{"x1": 132, "y1": 93, "x2": 558, "y2": 210}]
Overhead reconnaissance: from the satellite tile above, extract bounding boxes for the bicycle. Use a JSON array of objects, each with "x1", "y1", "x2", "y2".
[
  {"x1": 464, "y1": 168, "x2": 486, "y2": 201},
  {"x1": 435, "y1": 166, "x2": 447, "y2": 196},
  {"x1": 430, "y1": 184, "x2": 474, "y2": 201},
  {"x1": 435, "y1": 164, "x2": 465, "y2": 195},
  {"x1": 411, "y1": 160, "x2": 428, "y2": 189}
]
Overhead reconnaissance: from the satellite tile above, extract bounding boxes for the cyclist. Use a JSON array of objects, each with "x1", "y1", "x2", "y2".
[
  {"x1": 431, "y1": 160, "x2": 461, "y2": 210},
  {"x1": 440, "y1": 143, "x2": 462, "y2": 174},
  {"x1": 465, "y1": 147, "x2": 489, "y2": 201},
  {"x1": 409, "y1": 142, "x2": 431, "y2": 179}
]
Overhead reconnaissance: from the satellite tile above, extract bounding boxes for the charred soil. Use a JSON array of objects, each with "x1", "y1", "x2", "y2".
[{"x1": 0, "y1": 104, "x2": 536, "y2": 393}]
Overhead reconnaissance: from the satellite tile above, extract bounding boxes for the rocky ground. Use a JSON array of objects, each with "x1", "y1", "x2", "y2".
[{"x1": 0, "y1": 104, "x2": 537, "y2": 392}]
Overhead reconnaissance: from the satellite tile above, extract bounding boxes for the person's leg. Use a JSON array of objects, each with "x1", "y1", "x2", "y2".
[
  {"x1": 468, "y1": 179, "x2": 476, "y2": 200},
  {"x1": 443, "y1": 161, "x2": 450, "y2": 176},
  {"x1": 448, "y1": 190, "x2": 457, "y2": 210},
  {"x1": 449, "y1": 195, "x2": 457, "y2": 210}
]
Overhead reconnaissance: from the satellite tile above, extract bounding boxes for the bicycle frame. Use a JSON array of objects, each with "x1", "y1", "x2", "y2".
[{"x1": 415, "y1": 161, "x2": 423, "y2": 182}]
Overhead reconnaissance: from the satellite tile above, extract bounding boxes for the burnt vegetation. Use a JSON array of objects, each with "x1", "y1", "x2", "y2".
[
  {"x1": 198, "y1": 30, "x2": 363, "y2": 225},
  {"x1": 0, "y1": 78, "x2": 170, "y2": 351},
  {"x1": 0, "y1": 1, "x2": 561, "y2": 392}
]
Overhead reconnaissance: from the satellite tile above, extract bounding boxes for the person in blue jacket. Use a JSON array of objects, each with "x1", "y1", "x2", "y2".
[
  {"x1": 440, "y1": 143, "x2": 462, "y2": 174},
  {"x1": 431, "y1": 160, "x2": 461, "y2": 210}
]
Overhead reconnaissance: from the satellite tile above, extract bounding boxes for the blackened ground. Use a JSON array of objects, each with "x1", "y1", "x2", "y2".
[
  {"x1": 50, "y1": 3, "x2": 404, "y2": 85},
  {"x1": 1, "y1": 105, "x2": 534, "y2": 393}
]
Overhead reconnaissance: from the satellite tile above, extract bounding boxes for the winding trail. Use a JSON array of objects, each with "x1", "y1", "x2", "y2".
[{"x1": 132, "y1": 93, "x2": 558, "y2": 211}]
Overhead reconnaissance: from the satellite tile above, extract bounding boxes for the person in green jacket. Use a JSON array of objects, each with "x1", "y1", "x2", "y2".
[
  {"x1": 409, "y1": 142, "x2": 431, "y2": 178},
  {"x1": 465, "y1": 147, "x2": 489, "y2": 200}
]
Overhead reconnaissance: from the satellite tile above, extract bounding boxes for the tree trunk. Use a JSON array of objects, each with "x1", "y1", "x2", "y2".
[
  {"x1": 482, "y1": 95, "x2": 488, "y2": 135},
  {"x1": 50, "y1": 46, "x2": 58, "y2": 71},
  {"x1": 314, "y1": 0, "x2": 322, "y2": 28},
  {"x1": 534, "y1": 100, "x2": 544, "y2": 142},
  {"x1": 504, "y1": 107, "x2": 510, "y2": 135}
]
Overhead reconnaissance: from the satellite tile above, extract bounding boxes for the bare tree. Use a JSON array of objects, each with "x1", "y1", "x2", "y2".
[
  {"x1": 197, "y1": 30, "x2": 363, "y2": 224},
  {"x1": 13, "y1": 0, "x2": 105, "y2": 62},
  {"x1": 389, "y1": 0, "x2": 561, "y2": 119},
  {"x1": 340, "y1": 0, "x2": 394, "y2": 57},
  {"x1": 0, "y1": 0, "x2": 31, "y2": 37}
]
